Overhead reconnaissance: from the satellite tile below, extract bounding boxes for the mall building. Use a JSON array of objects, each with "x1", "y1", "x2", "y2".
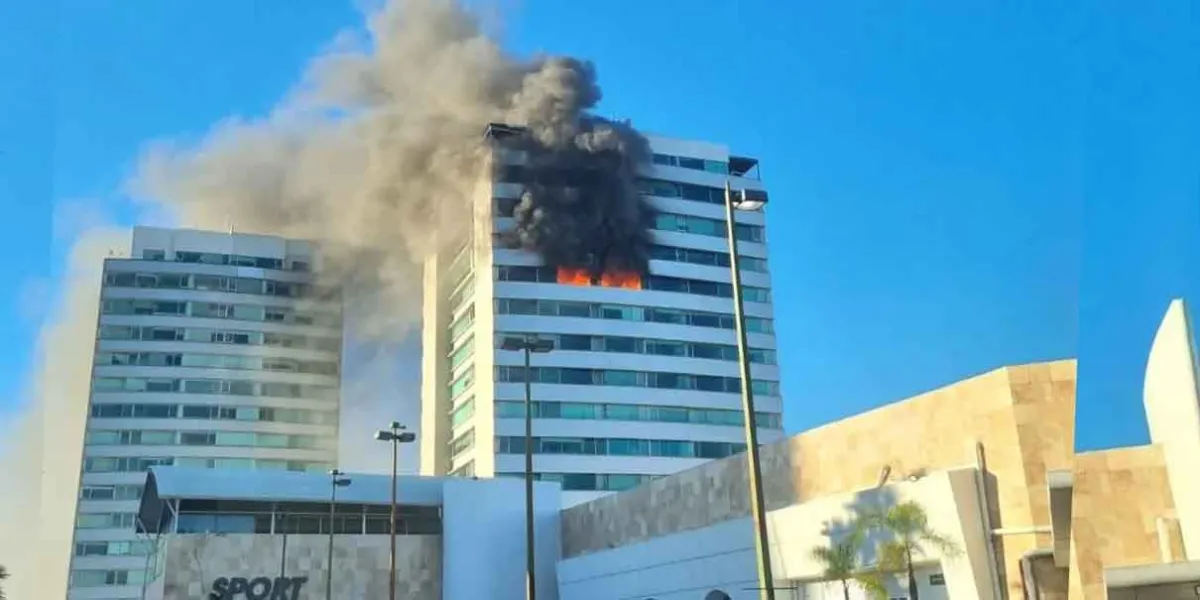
[{"x1": 129, "y1": 300, "x2": 1200, "y2": 599}]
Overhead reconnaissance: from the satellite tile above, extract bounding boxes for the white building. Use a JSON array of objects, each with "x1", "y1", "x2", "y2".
[
  {"x1": 67, "y1": 227, "x2": 343, "y2": 599},
  {"x1": 419, "y1": 125, "x2": 785, "y2": 506}
]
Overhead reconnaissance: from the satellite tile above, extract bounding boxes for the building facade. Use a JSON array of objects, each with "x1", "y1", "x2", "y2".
[
  {"x1": 67, "y1": 227, "x2": 343, "y2": 599},
  {"x1": 116, "y1": 301, "x2": 1200, "y2": 600},
  {"x1": 419, "y1": 126, "x2": 786, "y2": 506},
  {"x1": 558, "y1": 303, "x2": 1200, "y2": 599},
  {"x1": 132, "y1": 468, "x2": 562, "y2": 600}
]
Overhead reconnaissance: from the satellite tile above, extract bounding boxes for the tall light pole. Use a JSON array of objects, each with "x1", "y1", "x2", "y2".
[
  {"x1": 326, "y1": 469, "x2": 351, "y2": 600},
  {"x1": 724, "y1": 181, "x2": 776, "y2": 600},
  {"x1": 500, "y1": 334, "x2": 554, "y2": 600},
  {"x1": 374, "y1": 422, "x2": 416, "y2": 600}
]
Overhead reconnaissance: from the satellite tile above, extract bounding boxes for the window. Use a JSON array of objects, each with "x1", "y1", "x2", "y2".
[
  {"x1": 142, "y1": 249, "x2": 165, "y2": 260},
  {"x1": 451, "y1": 398, "x2": 475, "y2": 427},
  {"x1": 495, "y1": 436, "x2": 743, "y2": 459},
  {"x1": 449, "y1": 337, "x2": 476, "y2": 369},
  {"x1": 76, "y1": 512, "x2": 137, "y2": 530},
  {"x1": 495, "y1": 298, "x2": 774, "y2": 333},
  {"x1": 450, "y1": 429, "x2": 475, "y2": 457},
  {"x1": 449, "y1": 369, "x2": 475, "y2": 399},
  {"x1": 180, "y1": 432, "x2": 216, "y2": 446},
  {"x1": 70, "y1": 569, "x2": 145, "y2": 588}
]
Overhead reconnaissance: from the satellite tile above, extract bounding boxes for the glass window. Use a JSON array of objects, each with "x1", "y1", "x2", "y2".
[
  {"x1": 557, "y1": 334, "x2": 592, "y2": 351},
  {"x1": 651, "y1": 372, "x2": 682, "y2": 389},
  {"x1": 140, "y1": 431, "x2": 175, "y2": 445},
  {"x1": 180, "y1": 432, "x2": 215, "y2": 446},
  {"x1": 216, "y1": 432, "x2": 256, "y2": 446},
  {"x1": 559, "y1": 403, "x2": 600, "y2": 419},
  {"x1": 557, "y1": 302, "x2": 591, "y2": 318},
  {"x1": 695, "y1": 376, "x2": 726, "y2": 392},
  {"x1": 559, "y1": 369, "x2": 594, "y2": 385},
  {"x1": 691, "y1": 344, "x2": 725, "y2": 360},
  {"x1": 540, "y1": 437, "x2": 585, "y2": 454},
  {"x1": 506, "y1": 298, "x2": 538, "y2": 315},
  {"x1": 601, "y1": 370, "x2": 639, "y2": 386},
  {"x1": 608, "y1": 439, "x2": 647, "y2": 456},
  {"x1": 647, "y1": 340, "x2": 686, "y2": 357},
  {"x1": 604, "y1": 404, "x2": 640, "y2": 421},
  {"x1": 603, "y1": 337, "x2": 638, "y2": 353}
]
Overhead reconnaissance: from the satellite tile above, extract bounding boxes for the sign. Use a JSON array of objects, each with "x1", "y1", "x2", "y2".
[{"x1": 209, "y1": 576, "x2": 308, "y2": 600}]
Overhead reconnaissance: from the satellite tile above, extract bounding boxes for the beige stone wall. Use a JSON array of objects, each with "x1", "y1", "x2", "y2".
[
  {"x1": 1067, "y1": 446, "x2": 1180, "y2": 600},
  {"x1": 560, "y1": 360, "x2": 1078, "y2": 599},
  {"x1": 160, "y1": 533, "x2": 440, "y2": 600}
]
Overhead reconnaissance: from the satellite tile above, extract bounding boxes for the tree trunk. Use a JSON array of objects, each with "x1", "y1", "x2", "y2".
[
  {"x1": 907, "y1": 547, "x2": 919, "y2": 599},
  {"x1": 842, "y1": 580, "x2": 851, "y2": 600}
]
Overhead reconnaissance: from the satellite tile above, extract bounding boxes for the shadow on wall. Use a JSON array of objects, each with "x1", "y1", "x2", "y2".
[{"x1": 826, "y1": 486, "x2": 901, "y2": 569}]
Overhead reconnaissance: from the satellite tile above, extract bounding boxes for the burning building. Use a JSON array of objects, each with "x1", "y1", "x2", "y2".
[{"x1": 419, "y1": 124, "x2": 785, "y2": 507}]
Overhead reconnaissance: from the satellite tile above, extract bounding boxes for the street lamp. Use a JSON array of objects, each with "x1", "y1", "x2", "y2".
[
  {"x1": 326, "y1": 469, "x2": 351, "y2": 600},
  {"x1": 724, "y1": 181, "x2": 776, "y2": 600},
  {"x1": 500, "y1": 334, "x2": 554, "y2": 600},
  {"x1": 374, "y1": 422, "x2": 416, "y2": 600}
]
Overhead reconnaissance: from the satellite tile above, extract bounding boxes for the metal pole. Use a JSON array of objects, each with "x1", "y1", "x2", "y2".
[
  {"x1": 279, "y1": 512, "x2": 287, "y2": 578},
  {"x1": 523, "y1": 343, "x2": 538, "y2": 600},
  {"x1": 326, "y1": 476, "x2": 337, "y2": 600},
  {"x1": 724, "y1": 182, "x2": 776, "y2": 600},
  {"x1": 389, "y1": 434, "x2": 398, "y2": 600}
]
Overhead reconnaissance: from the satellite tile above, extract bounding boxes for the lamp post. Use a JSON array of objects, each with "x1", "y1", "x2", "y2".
[
  {"x1": 326, "y1": 469, "x2": 351, "y2": 600},
  {"x1": 500, "y1": 334, "x2": 554, "y2": 600},
  {"x1": 723, "y1": 181, "x2": 776, "y2": 600},
  {"x1": 374, "y1": 422, "x2": 416, "y2": 600}
]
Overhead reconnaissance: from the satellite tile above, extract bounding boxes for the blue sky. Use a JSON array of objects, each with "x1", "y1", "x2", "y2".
[{"x1": 0, "y1": 1, "x2": 1193, "y2": 452}]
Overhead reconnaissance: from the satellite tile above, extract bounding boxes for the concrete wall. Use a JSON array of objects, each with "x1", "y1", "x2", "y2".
[
  {"x1": 1142, "y1": 298, "x2": 1200, "y2": 560},
  {"x1": 1067, "y1": 445, "x2": 1182, "y2": 600},
  {"x1": 562, "y1": 361, "x2": 1077, "y2": 599},
  {"x1": 442, "y1": 477, "x2": 562, "y2": 600},
  {"x1": 158, "y1": 533, "x2": 439, "y2": 600},
  {"x1": 559, "y1": 468, "x2": 990, "y2": 600}
]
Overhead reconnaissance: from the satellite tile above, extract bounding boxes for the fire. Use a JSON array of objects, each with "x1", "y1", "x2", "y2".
[
  {"x1": 600, "y1": 270, "x2": 642, "y2": 290},
  {"x1": 556, "y1": 267, "x2": 594, "y2": 286},
  {"x1": 555, "y1": 266, "x2": 642, "y2": 290}
]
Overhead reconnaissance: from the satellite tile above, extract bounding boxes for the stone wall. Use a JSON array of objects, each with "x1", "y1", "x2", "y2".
[
  {"x1": 160, "y1": 533, "x2": 440, "y2": 600},
  {"x1": 561, "y1": 360, "x2": 1078, "y2": 599},
  {"x1": 1066, "y1": 446, "x2": 1181, "y2": 600}
]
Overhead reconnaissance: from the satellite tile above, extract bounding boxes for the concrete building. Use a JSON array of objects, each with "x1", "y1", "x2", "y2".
[
  {"x1": 419, "y1": 125, "x2": 785, "y2": 506},
  {"x1": 67, "y1": 227, "x2": 343, "y2": 599},
  {"x1": 557, "y1": 300, "x2": 1200, "y2": 599},
  {"x1": 114, "y1": 282, "x2": 1200, "y2": 600},
  {"x1": 131, "y1": 468, "x2": 561, "y2": 600}
]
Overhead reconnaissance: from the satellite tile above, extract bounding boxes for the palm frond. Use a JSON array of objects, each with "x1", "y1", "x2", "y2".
[
  {"x1": 919, "y1": 529, "x2": 961, "y2": 558},
  {"x1": 876, "y1": 540, "x2": 908, "y2": 571},
  {"x1": 854, "y1": 570, "x2": 890, "y2": 600}
]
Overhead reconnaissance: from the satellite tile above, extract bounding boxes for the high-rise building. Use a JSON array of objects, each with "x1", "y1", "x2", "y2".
[
  {"x1": 419, "y1": 126, "x2": 785, "y2": 507},
  {"x1": 67, "y1": 227, "x2": 343, "y2": 599}
]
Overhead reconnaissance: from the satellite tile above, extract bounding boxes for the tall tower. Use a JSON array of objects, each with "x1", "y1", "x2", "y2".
[
  {"x1": 67, "y1": 227, "x2": 343, "y2": 599},
  {"x1": 419, "y1": 125, "x2": 785, "y2": 507}
]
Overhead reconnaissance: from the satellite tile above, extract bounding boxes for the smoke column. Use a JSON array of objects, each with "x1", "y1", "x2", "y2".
[
  {"x1": 0, "y1": 227, "x2": 130, "y2": 600},
  {"x1": 0, "y1": 1, "x2": 652, "y2": 594},
  {"x1": 132, "y1": 0, "x2": 653, "y2": 333}
]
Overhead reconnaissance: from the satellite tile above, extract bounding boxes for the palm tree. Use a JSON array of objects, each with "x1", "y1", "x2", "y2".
[
  {"x1": 0, "y1": 564, "x2": 9, "y2": 600},
  {"x1": 810, "y1": 537, "x2": 887, "y2": 600},
  {"x1": 857, "y1": 501, "x2": 959, "y2": 600}
]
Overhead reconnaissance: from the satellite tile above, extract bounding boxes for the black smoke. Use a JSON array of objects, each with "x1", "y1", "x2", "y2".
[{"x1": 498, "y1": 63, "x2": 654, "y2": 277}]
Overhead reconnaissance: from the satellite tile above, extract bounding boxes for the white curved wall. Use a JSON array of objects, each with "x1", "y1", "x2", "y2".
[{"x1": 1143, "y1": 298, "x2": 1200, "y2": 559}]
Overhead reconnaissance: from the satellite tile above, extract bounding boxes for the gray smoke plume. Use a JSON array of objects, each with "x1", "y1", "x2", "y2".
[
  {"x1": 131, "y1": 0, "x2": 653, "y2": 335},
  {"x1": 504, "y1": 113, "x2": 654, "y2": 276}
]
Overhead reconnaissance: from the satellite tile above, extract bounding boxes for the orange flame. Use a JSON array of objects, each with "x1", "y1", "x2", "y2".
[
  {"x1": 555, "y1": 266, "x2": 642, "y2": 290},
  {"x1": 556, "y1": 267, "x2": 595, "y2": 287},
  {"x1": 600, "y1": 270, "x2": 643, "y2": 290}
]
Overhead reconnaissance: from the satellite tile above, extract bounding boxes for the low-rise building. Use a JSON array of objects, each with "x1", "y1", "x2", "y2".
[{"x1": 129, "y1": 300, "x2": 1200, "y2": 599}]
